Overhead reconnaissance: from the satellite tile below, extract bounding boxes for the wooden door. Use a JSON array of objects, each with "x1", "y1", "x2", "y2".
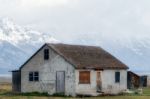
[
  {"x1": 96, "y1": 71, "x2": 102, "y2": 91},
  {"x1": 56, "y1": 71, "x2": 65, "y2": 93}
]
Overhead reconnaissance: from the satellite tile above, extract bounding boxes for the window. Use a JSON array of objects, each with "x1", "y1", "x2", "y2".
[
  {"x1": 29, "y1": 72, "x2": 33, "y2": 81},
  {"x1": 79, "y1": 71, "x2": 90, "y2": 84},
  {"x1": 29, "y1": 72, "x2": 39, "y2": 81},
  {"x1": 115, "y1": 72, "x2": 120, "y2": 83},
  {"x1": 44, "y1": 49, "x2": 49, "y2": 60}
]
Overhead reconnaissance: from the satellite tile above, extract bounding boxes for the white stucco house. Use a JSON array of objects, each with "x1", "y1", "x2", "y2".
[{"x1": 12, "y1": 43, "x2": 129, "y2": 96}]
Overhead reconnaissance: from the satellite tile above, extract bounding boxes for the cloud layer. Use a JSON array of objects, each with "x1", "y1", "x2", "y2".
[
  {"x1": 0, "y1": 0, "x2": 150, "y2": 41},
  {"x1": 1, "y1": 0, "x2": 150, "y2": 75}
]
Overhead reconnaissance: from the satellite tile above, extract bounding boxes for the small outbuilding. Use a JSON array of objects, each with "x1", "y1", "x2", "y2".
[
  {"x1": 147, "y1": 76, "x2": 150, "y2": 87},
  {"x1": 127, "y1": 71, "x2": 140, "y2": 89},
  {"x1": 12, "y1": 43, "x2": 129, "y2": 96},
  {"x1": 140, "y1": 75, "x2": 148, "y2": 87},
  {"x1": 12, "y1": 70, "x2": 21, "y2": 92}
]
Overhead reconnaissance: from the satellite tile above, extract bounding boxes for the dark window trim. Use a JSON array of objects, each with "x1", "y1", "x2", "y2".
[
  {"x1": 115, "y1": 71, "x2": 120, "y2": 83},
  {"x1": 29, "y1": 71, "x2": 39, "y2": 82},
  {"x1": 44, "y1": 49, "x2": 49, "y2": 60}
]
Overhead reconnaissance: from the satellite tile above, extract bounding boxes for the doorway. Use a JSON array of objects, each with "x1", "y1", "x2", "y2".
[
  {"x1": 96, "y1": 71, "x2": 102, "y2": 92},
  {"x1": 56, "y1": 71, "x2": 65, "y2": 93}
]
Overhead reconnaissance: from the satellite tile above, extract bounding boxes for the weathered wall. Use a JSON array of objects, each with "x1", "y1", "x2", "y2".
[
  {"x1": 75, "y1": 69, "x2": 127, "y2": 94},
  {"x1": 147, "y1": 76, "x2": 150, "y2": 87},
  {"x1": 75, "y1": 70, "x2": 97, "y2": 94},
  {"x1": 101, "y1": 70, "x2": 127, "y2": 94},
  {"x1": 21, "y1": 45, "x2": 76, "y2": 96},
  {"x1": 12, "y1": 71, "x2": 21, "y2": 92}
]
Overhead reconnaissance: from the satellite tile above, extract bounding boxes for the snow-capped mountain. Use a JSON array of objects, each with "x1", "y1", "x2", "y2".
[
  {"x1": 0, "y1": 18, "x2": 150, "y2": 76},
  {"x1": 0, "y1": 18, "x2": 58, "y2": 75},
  {"x1": 102, "y1": 37, "x2": 150, "y2": 75}
]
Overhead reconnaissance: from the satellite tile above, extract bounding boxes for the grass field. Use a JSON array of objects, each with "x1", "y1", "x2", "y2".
[{"x1": 1, "y1": 83, "x2": 150, "y2": 99}]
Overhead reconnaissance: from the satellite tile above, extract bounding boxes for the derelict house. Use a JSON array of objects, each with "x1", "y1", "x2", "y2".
[{"x1": 12, "y1": 43, "x2": 129, "y2": 96}]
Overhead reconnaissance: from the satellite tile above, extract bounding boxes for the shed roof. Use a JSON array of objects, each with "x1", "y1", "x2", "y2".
[
  {"x1": 128, "y1": 71, "x2": 140, "y2": 78},
  {"x1": 48, "y1": 43, "x2": 129, "y2": 69}
]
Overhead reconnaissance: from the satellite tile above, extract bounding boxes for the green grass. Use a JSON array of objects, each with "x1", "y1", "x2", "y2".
[
  {"x1": 1, "y1": 83, "x2": 150, "y2": 99},
  {"x1": 0, "y1": 96, "x2": 150, "y2": 99},
  {"x1": 143, "y1": 87, "x2": 150, "y2": 95}
]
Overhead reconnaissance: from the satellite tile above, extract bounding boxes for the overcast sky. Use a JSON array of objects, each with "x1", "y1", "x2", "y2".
[
  {"x1": 1, "y1": 0, "x2": 150, "y2": 75},
  {"x1": 0, "y1": 0, "x2": 150, "y2": 42}
]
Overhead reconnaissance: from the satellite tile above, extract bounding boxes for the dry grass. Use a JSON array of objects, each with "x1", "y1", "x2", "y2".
[
  {"x1": 0, "y1": 82, "x2": 12, "y2": 94},
  {"x1": 0, "y1": 83, "x2": 150, "y2": 99}
]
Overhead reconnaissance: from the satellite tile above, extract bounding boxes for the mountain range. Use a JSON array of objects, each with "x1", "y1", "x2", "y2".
[
  {"x1": 0, "y1": 18, "x2": 150, "y2": 76},
  {"x1": 0, "y1": 18, "x2": 58, "y2": 76},
  {"x1": 72, "y1": 34, "x2": 150, "y2": 75}
]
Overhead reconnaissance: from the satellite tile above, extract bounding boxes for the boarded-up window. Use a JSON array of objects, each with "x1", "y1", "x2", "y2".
[
  {"x1": 115, "y1": 72, "x2": 120, "y2": 83},
  {"x1": 79, "y1": 71, "x2": 90, "y2": 84},
  {"x1": 44, "y1": 49, "x2": 49, "y2": 60}
]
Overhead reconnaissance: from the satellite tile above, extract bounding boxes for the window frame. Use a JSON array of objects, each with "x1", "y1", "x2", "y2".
[
  {"x1": 79, "y1": 71, "x2": 91, "y2": 84},
  {"x1": 44, "y1": 49, "x2": 49, "y2": 60},
  {"x1": 115, "y1": 71, "x2": 120, "y2": 83},
  {"x1": 29, "y1": 72, "x2": 34, "y2": 81},
  {"x1": 29, "y1": 71, "x2": 39, "y2": 82}
]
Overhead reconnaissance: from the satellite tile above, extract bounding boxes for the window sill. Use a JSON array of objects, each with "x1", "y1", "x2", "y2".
[
  {"x1": 78, "y1": 83, "x2": 91, "y2": 84},
  {"x1": 29, "y1": 81, "x2": 39, "y2": 82}
]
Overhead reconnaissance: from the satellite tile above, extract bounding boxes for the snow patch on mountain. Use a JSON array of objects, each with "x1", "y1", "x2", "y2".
[
  {"x1": 0, "y1": 18, "x2": 150, "y2": 76},
  {"x1": 0, "y1": 18, "x2": 58, "y2": 74},
  {"x1": 67, "y1": 34, "x2": 150, "y2": 75}
]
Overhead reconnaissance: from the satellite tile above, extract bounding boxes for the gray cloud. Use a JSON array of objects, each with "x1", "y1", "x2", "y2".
[
  {"x1": 1, "y1": 0, "x2": 150, "y2": 74},
  {"x1": 0, "y1": 0, "x2": 150, "y2": 41}
]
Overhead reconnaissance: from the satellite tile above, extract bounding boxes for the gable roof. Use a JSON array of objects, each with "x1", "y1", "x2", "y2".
[
  {"x1": 19, "y1": 43, "x2": 128, "y2": 70},
  {"x1": 47, "y1": 43, "x2": 129, "y2": 69},
  {"x1": 19, "y1": 44, "x2": 47, "y2": 70},
  {"x1": 128, "y1": 71, "x2": 140, "y2": 78}
]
